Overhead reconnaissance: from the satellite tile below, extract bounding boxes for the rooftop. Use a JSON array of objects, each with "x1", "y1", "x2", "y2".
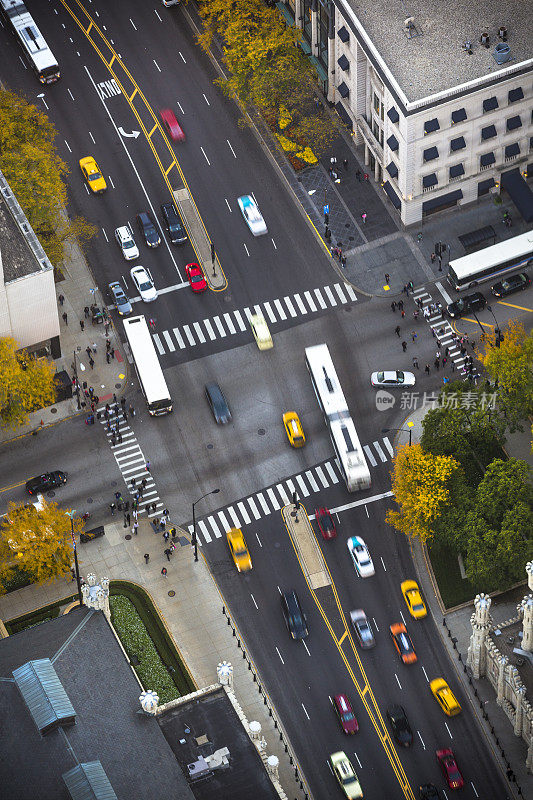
[
  {"x1": 490, "y1": 619, "x2": 533, "y2": 697},
  {"x1": 342, "y1": 0, "x2": 533, "y2": 103}
]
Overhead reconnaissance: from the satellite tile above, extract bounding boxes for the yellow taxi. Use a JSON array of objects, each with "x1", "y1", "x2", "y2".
[
  {"x1": 283, "y1": 411, "x2": 305, "y2": 448},
  {"x1": 226, "y1": 527, "x2": 252, "y2": 572},
  {"x1": 430, "y1": 678, "x2": 462, "y2": 716},
  {"x1": 401, "y1": 579, "x2": 427, "y2": 619},
  {"x1": 79, "y1": 156, "x2": 107, "y2": 194},
  {"x1": 250, "y1": 313, "x2": 273, "y2": 350}
]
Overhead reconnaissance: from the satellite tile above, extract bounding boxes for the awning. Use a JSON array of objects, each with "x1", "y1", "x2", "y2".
[
  {"x1": 483, "y1": 96, "x2": 498, "y2": 112},
  {"x1": 452, "y1": 108, "x2": 467, "y2": 123},
  {"x1": 424, "y1": 118, "x2": 440, "y2": 134},
  {"x1": 337, "y1": 26, "x2": 349, "y2": 43},
  {"x1": 422, "y1": 189, "x2": 463, "y2": 213},
  {"x1": 337, "y1": 81, "x2": 349, "y2": 98},
  {"x1": 382, "y1": 181, "x2": 401, "y2": 209},
  {"x1": 507, "y1": 115, "x2": 522, "y2": 131},
  {"x1": 480, "y1": 152, "x2": 495, "y2": 167},
  {"x1": 508, "y1": 87, "x2": 524, "y2": 103},
  {"x1": 335, "y1": 101, "x2": 353, "y2": 130},
  {"x1": 505, "y1": 142, "x2": 520, "y2": 158},
  {"x1": 478, "y1": 177, "x2": 495, "y2": 193},
  {"x1": 386, "y1": 162, "x2": 398, "y2": 178},
  {"x1": 450, "y1": 136, "x2": 466, "y2": 151},
  {"x1": 423, "y1": 146, "x2": 439, "y2": 161},
  {"x1": 501, "y1": 168, "x2": 533, "y2": 222},
  {"x1": 450, "y1": 164, "x2": 465, "y2": 178},
  {"x1": 387, "y1": 134, "x2": 399, "y2": 151},
  {"x1": 422, "y1": 173, "x2": 438, "y2": 188},
  {"x1": 337, "y1": 54, "x2": 349, "y2": 71},
  {"x1": 481, "y1": 125, "x2": 496, "y2": 140},
  {"x1": 387, "y1": 107, "x2": 399, "y2": 123}
]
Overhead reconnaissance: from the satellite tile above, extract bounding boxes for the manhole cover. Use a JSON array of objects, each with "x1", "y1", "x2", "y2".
[
  {"x1": 258, "y1": 428, "x2": 265, "y2": 436},
  {"x1": 337, "y1": 241, "x2": 343, "y2": 248},
  {"x1": 168, "y1": 590, "x2": 176, "y2": 597},
  {"x1": 224, "y1": 294, "x2": 233, "y2": 303},
  {"x1": 345, "y1": 222, "x2": 351, "y2": 228},
  {"x1": 114, "y1": 382, "x2": 122, "y2": 388},
  {"x1": 86, "y1": 498, "x2": 93, "y2": 504},
  {"x1": 48, "y1": 491, "x2": 56, "y2": 498},
  {"x1": 349, "y1": 236, "x2": 354, "y2": 241},
  {"x1": 274, "y1": 541, "x2": 280, "y2": 548},
  {"x1": 207, "y1": 443, "x2": 214, "y2": 450},
  {"x1": 50, "y1": 408, "x2": 57, "y2": 414},
  {"x1": 125, "y1": 534, "x2": 132, "y2": 540}
]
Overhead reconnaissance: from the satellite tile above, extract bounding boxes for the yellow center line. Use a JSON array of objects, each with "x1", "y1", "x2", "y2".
[
  {"x1": 338, "y1": 630, "x2": 348, "y2": 646},
  {"x1": 495, "y1": 300, "x2": 533, "y2": 311},
  {"x1": 148, "y1": 123, "x2": 158, "y2": 138},
  {"x1": 0, "y1": 480, "x2": 26, "y2": 493}
]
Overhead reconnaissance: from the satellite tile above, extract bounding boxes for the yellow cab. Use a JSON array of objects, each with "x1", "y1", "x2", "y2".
[
  {"x1": 79, "y1": 156, "x2": 107, "y2": 194},
  {"x1": 401, "y1": 579, "x2": 427, "y2": 619},
  {"x1": 430, "y1": 678, "x2": 462, "y2": 716},
  {"x1": 250, "y1": 313, "x2": 273, "y2": 350},
  {"x1": 226, "y1": 527, "x2": 252, "y2": 572},
  {"x1": 283, "y1": 411, "x2": 305, "y2": 448}
]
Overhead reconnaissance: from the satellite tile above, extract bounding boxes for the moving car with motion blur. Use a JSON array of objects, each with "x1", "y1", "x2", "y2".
[
  {"x1": 280, "y1": 590, "x2": 308, "y2": 640},
  {"x1": 386, "y1": 704, "x2": 413, "y2": 747},
  {"x1": 328, "y1": 751, "x2": 363, "y2": 799},
  {"x1": 226, "y1": 527, "x2": 252, "y2": 572},
  {"x1": 237, "y1": 194, "x2": 267, "y2": 236},
  {"x1": 26, "y1": 471, "x2": 67, "y2": 495},
  {"x1": 109, "y1": 281, "x2": 132, "y2": 316},
  {"x1": 401, "y1": 580, "x2": 427, "y2": 619},
  {"x1": 315, "y1": 507, "x2": 337, "y2": 539},
  {"x1": 390, "y1": 622, "x2": 417, "y2": 664},
  {"x1": 430, "y1": 678, "x2": 462, "y2": 716},
  {"x1": 347, "y1": 536, "x2": 375, "y2": 577},
  {"x1": 350, "y1": 609, "x2": 375, "y2": 649},
  {"x1": 205, "y1": 382, "x2": 231, "y2": 424},
  {"x1": 436, "y1": 748, "x2": 464, "y2": 789},
  {"x1": 444, "y1": 291, "x2": 485, "y2": 318}
]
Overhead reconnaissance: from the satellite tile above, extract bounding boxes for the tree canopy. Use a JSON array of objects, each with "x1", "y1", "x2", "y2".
[{"x1": 0, "y1": 338, "x2": 56, "y2": 429}]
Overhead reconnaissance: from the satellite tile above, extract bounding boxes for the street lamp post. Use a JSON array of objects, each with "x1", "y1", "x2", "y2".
[
  {"x1": 72, "y1": 350, "x2": 81, "y2": 410},
  {"x1": 486, "y1": 305, "x2": 502, "y2": 347},
  {"x1": 382, "y1": 425, "x2": 413, "y2": 446},
  {"x1": 66, "y1": 511, "x2": 83, "y2": 606},
  {"x1": 192, "y1": 489, "x2": 220, "y2": 562}
]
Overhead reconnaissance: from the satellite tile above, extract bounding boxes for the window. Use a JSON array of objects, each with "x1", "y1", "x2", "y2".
[
  {"x1": 387, "y1": 134, "x2": 399, "y2": 151},
  {"x1": 337, "y1": 26, "x2": 349, "y2": 43},
  {"x1": 337, "y1": 54, "x2": 349, "y2": 71},
  {"x1": 483, "y1": 97, "x2": 498, "y2": 113},
  {"x1": 506, "y1": 115, "x2": 522, "y2": 131},
  {"x1": 424, "y1": 118, "x2": 440, "y2": 134},
  {"x1": 450, "y1": 136, "x2": 466, "y2": 152},
  {"x1": 449, "y1": 164, "x2": 465, "y2": 179},
  {"x1": 387, "y1": 107, "x2": 399, "y2": 124},
  {"x1": 481, "y1": 125, "x2": 497, "y2": 141},
  {"x1": 423, "y1": 146, "x2": 439, "y2": 162},
  {"x1": 373, "y1": 93, "x2": 380, "y2": 114},
  {"x1": 505, "y1": 143, "x2": 520, "y2": 160},
  {"x1": 451, "y1": 108, "x2": 467, "y2": 124},
  {"x1": 386, "y1": 162, "x2": 398, "y2": 178},
  {"x1": 508, "y1": 87, "x2": 523, "y2": 103},
  {"x1": 373, "y1": 120, "x2": 380, "y2": 139},
  {"x1": 422, "y1": 173, "x2": 438, "y2": 190},
  {"x1": 478, "y1": 177, "x2": 495, "y2": 196},
  {"x1": 480, "y1": 152, "x2": 495, "y2": 169},
  {"x1": 338, "y1": 82, "x2": 349, "y2": 99}
]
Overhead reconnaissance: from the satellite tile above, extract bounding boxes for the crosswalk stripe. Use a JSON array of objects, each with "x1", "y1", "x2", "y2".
[
  {"x1": 315, "y1": 465, "x2": 329, "y2": 488},
  {"x1": 253, "y1": 304, "x2": 263, "y2": 316},
  {"x1": 203, "y1": 318, "x2": 216, "y2": 340},
  {"x1": 314, "y1": 288, "x2": 327, "y2": 309},
  {"x1": 173, "y1": 327, "x2": 186, "y2": 348},
  {"x1": 334, "y1": 283, "x2": 347, "y2": 303},
  {"x1": 363, "y1": 445, "x2": 377, "y2": 467},
  {"x1": 183, "y1": 325, "x2": 196, "y2": 346},
  {"x1": 324, "y1": 461, "x2": 339, "y2": 483},
  {"x1": 295, "y1": 474, "x2": 310, "y2": 497},
  {"x1": 305, "y1": 470, "x2": 320, "y2": 492},
  {"x1": 163, "y1": 330, "x2": 175, "y2": 352},
  {"x1": 283, "y1": 296, "x2": 297, "y2": 317},
  {"x1": 227, "y1": 506, "x2": 240, "y2": 527},
  {"x1": 324, "y1": 285, "x2": 337, "y2": 306},
  {"x1": 122, "y1": 462, "x2": 147, "y2": 476},
  {"x1": 247, "y1": 497, "x2": 261, "y2": 520},
  {"x1": 218, "y1": 510, "x2": 231, "y2": 532},
  {"x1": 344, "y1": 284, "x2": 357, "y2": 301},
  {"x1": 294, "y1": 294, "x2": 307, "y2": 314},
  {"x1": 274, "y1": 298, "x2": 287, "y2": 320},
  {"x1": 286, "y1": 478, "x2": 296, "y2": 498},
  {"x1": 207, "y1": 515, "x2": 223, "y2": 538},
  {"x1": 114, "y1": 445, "x2": 140, "y2": 457},
  {"x1": 193, "y1": 322, "x2": 206, "y2": 343},
  {"x1": 256, "y1": 492, "x2": 270, "y2": 515},
  {"x1": 213, "y1": 316, "x2": 226, "y2": 337},
  {"x1": 304, "y1": 291, "x2": 317, "y2": 312},
  {"x1": 373, "y1": 441, "x2": 387, "y2": 462},
  {"x1": 266, "y1": 487, "x2": 280, "y2": 510},
  {"x1": 234, "y1": 309, "x2": 247, "y2": 331},
  {"x1": 116, "y1": 452, "x2": 144, "y2": 466},
  {"x1": 223, "y1": 313, "x2": 236, "y2": 334},
  {"x1": 276, "y1": 483, "x2": 290, "y2": 505},
  {"x1": 198, "y1": 519, "x2": 211, "y2": 543},
  {"x1": 237, "y1": 501, "x2": 251, "y2": 524},
  {"x1": 263, "y1": 302, "x2": 276, "y2": 323},
  {"x1": 153, "y1": 334, "x2": 164, "y2": 355},
  {"x1": 243, "y1": 307, "x2": 252, "y2": 321},
  {"x1": 383, "y1": 437, "x2": 394, "y2": 457}
]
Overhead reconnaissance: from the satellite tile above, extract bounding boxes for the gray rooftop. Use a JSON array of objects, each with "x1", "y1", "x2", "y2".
[{"x1": 342, "y1": 0, "x2": 533, "y2": 103}]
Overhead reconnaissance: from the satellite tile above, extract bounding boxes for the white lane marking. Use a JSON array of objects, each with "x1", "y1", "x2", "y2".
[
  {"x1": 374, "y1": 441, "x2": 388, "y2": 462},
  {"x1": 163, "y1": 330, "x2": 175, "y2": 352},
  {"x1": 267, "y1": 488, "x2": 280, "y2": 510},
  {"x1": 324, "y1": 285, "x2": 337, "y2": 306},
  {"x1": 203, "y1": 93, "x2": 210, "y2": 106},
  {"x1": 273, "y1": 298, "x2": 287, "y2": 320},
  {"x1": 445, "y1": 722, "x2": 453, "y2": 739},
  {"x1": 314, "y1": 287, "x2": 327, "y2": 309},
  {"x1": 198, "y1": 519, "x2": 211, "y2": 543},
  {"x1": 233, "y1": 309, "x2": 247, "y2": 331},
  {"x1": 158, "y1": 280, "x2": 190, "y2": 295},
  {"x1": 256, "y1": 492, "x2": 270, "y2": 515},
  {"x1": 237, "y1": 501, "x2": 251, "y2": 525},
  {"x1": 152, "y1": 334, "x2": 164, "y2": 354},
  {"x1": 65, "y1": 138, "x2": 72, "y2": 152},
  {"x1": 380, "y1": 556, "x2": 387, "y2": 572},
  {"x1": 212, "y1": 316, "x2": 227, "y2": 337},
  {"x1": 182, "y1": 325, "x2": 196, "y2": 346},
  {"x1": 344, "y1": 284, "x2": 357, "y2": 301},
  {"x1": 304, "y1": 290, "x2": 317, "y2": 312},
  {"x1": 153, "y1": 59, "x2": 161, "y2": 72},
  {"x1": 373, "y1": 618, "x2": 380, "y2": 632},
  {"x1": 200, "y1": 146, "x2": 210, "y2": 165},
  {"x1": 203, "y1": 318, "x2": 216, "y2": 340},
  {"x1": 295, "y1": 475, "x2": 310, "y2": 497},
  {"x1": 422, "y1": 665, "x2": 429, "y2": 682},
  {"x1": 223, "y1": 313, "x2": 236, "y2": 334},
  {"x1": 179, "y1": 51, "x2": 186, "y2": 63},
  {"x1": 227, "y1": 506, "x2": 240, "y2": 527},
  {"x1": 276, "y1": 647, "x2": 285, "y2": 665},
  {"x1": 400, "y1": 610, "x2": 407, "y2": 626},
  {"x1": 276, "y1": 484, "x2": 290, "y2": 505},
  {"x1": 227, "y1": 139, "x2": 236, "y2": 158},
  {"x1": 255, "y1": 532, "x2": 262, "y2": 548},
  {"x1": 315, "y1": 465, "x2": 329, "y2": 488},
  {"x1": 437, "y1": 280, "x2": 452, "y2": 304},
  {"x1": 417, "y1": 730, "x2": 426, "y2": 750},
  {"x1": 324, "y1": 461, "x2": 339, "y2": 483},
  {"x1": 353, "y1": 751, "x2": 362, "y2": 769},
  {"x1": 283, "y1": 296, "x2": 297, "y2": 317},
  {"x1": 302, "y1": 640, "x2": 311, "y2": 656},
  {"x1": 218, "y1": 510, "x2": 231, "y2": 532},
  {"x1": 247, "y1": 497, "x2": 261, "y2": 520},
  {"x1": 192, "y1": 322, "x2": 206, "y2": 343},
  {"x1": 173, "y1": 328, "x2": 186, "y2": 349},
  {"x1": 363, "y1": 445, "x2": 377, "y2": 467},
  {"x1": 305, "y1": 470, "x2": 320, "y2": 492},
  {"x1": 383, "y1": 436, "x2": 394, "y2": 457},
  {"x1": 301, "y1": 703, "x2": 310, "y2": 720},
  {"x1": 271, "y1": 238, "x2": 277, "y2": 250},
  {"x1": 334, "y1": 282, "x2": 347, "y2": 302},
  {"x1": 294, "y1": 294, "x2": 308, "y2": 314},
  {"x1": 251, "y1": 594, "x2": 258, "y2": 609},
  {"x1": 395, "y1": 673, "x2": 402, "y2": 689},
  {"x1": 207, "y1": 515, "x2": 222, "y2": 539},
  {"x1": 263, "y1": 301, "x2": 276, "y2": 323},
  {"x1": 471, "y1": 782, "x2": 478, "y2": 797},
  {"x1": 225, "y1": 198, "x2": 232, "y2": 212},
  {"x1": 177, "y1": 101, "x2": 184, "y2": 115},
  {"x1": 243, "y1": 243, "x2": 250, "y2": 257}
]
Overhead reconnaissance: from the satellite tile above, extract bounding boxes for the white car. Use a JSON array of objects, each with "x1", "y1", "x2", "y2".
[
  {"x1": 130, "y1": 265, "x2": 157, "y2": 302},
  {"x1": 237, "y1": 194, "x2": 267, "y2": 236},
  {"x1": 347, "y1": 536, "x2": 375, "y2": 578},
  {"x1": 115, "y1": 225, "x2": 139, "y2": 260},
  {"x1": 371, "y1": 370, "x2": 416, "y2": 388}
]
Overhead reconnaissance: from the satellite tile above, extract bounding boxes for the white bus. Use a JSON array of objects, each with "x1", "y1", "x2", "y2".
[
  {"x1": 305, "y1": 343, "x2": 371, "y2": 492},
  {"x1": 0, "y1": 0, "x2": 60, "y2": 84},
  {"x1": 447, "y1": 230, "x2": 533, "y2": 291},
  {"x1": 123, "y1": 315, "x2": 172, "y2": 416}
]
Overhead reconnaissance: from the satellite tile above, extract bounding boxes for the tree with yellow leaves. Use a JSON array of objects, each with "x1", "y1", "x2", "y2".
[
  {"x1": 0, "y1": 498, "x2": 83, "y2": 594},
  {"x1": 386, "y1": 443, "x2": 460, "y2": 543},
  {"x1": 0, "y1": 338, "x2": 56, "y2": 429}
]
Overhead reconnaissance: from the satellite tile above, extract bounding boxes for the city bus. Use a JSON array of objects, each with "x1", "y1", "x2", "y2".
[
  {"x1": 304, "y1": 343, "x2": 371, "y2": 492},
  {"x1": 447, "y1": 230, "x2": 533, "y2": 291},
  {"x1": 0, "y1": 0, "x2": 60, "y2": 84},
  {"x1": 123, "y1": 316, "x2": 172, "y2": 415}
]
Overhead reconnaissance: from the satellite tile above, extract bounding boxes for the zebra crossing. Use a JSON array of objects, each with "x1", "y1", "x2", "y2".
[
  {"x1": 188, "y1": 436, "x2": 394, "y2": 547},
  {"x1": 152, "y1": 282, "x2": 357, "y2": 355}
]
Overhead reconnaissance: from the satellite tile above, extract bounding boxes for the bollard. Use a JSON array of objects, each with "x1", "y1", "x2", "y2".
[{"x1": 222, "y1": 605, "x2": 225, "y2": 616}]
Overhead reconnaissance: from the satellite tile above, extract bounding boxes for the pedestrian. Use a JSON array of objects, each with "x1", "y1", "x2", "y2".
[
  {"x1": 164, "y1": 548, "x2": 171, "y2": 561},
  {"x1": 163, "y1": 529, "x2": 170, "y2": 542},
  {"x1": 121, "y1": 397, "x2": 126, "y2": 409},
  {"x1": 126, "y1": 512, "x2": 131, "y2": 527},
  {"x1": 470, "y1": 340, "x2": 476, "y2": 350},
  {"x1": 113, "y1": 392, "x2": 118, "y2": 404},
  {"x1": 398, "y1": 300, "x2": 404, "y2": 311},
  {"x1": 435, "y1": 350, "x2": 441, "y2": 360},
  {"x1": 89, "y1": 357, "x2": 94, "y2": 369},
  {"x1": 141, "y1": 477, "x2": 147, "y2": 489},
  {"x1": 430, "y1": 253, "x2": 436, "y2": 263},
  {"x1": 395, "y1": 325, "x2": 401, "y2": 337},
  {"x1": 110, "y1": 502, "x2": 116, "y2": 516},
  {"x1": 442, "y1": 356, "x2": 447, "y2": 367},
  {"x1": 445, "y1": 346, "x2": 450, "y2": 357},
  {"x1": 111, "y1": 433, "x2": 116, "y2": 447},
  {"x1": 106, "y1": 338, "x2": 111, "y2": 352},
  {"x1": 84, "y1": 306, "x2": 90, "y2": 318},
  {"x1": 90, "y1": 402, "x2": 96, "y2": 413},
  {"x1": 130, "y1": 478, "x2": 136, "y2": 490},
  {"x1": 163, "y1": 508, "x2": 169, "y2": 517},
  {"x1": 132, "y1": 498, "x2": 138, "y2": 512},
  {"x1": 330, "y1": 155, "x2": 337, "y2": 167},
  {"x1": 143, "y1": 552, "x2": 149, "y2": 563},
  {"x1": 341, "y1": 255, "x2": 347, "y2": 269},
  {"x1": 58, "y1": 294, "x2": 65, "y2": 306},
  {"x1": 129, "y1": 404, "x2": 135, "y2": 417},
  {"x1": 106, "y1": 420, "x2": 111, "y2": 432},
  {"x1": 402, "y1": 341, "x2": 407, "y2": 352},
  {"x1": 161, "y1": 567, "x2": 167, "y2": 577},
  {"x1": 117, "y1": 432, "x2": 122, "y2": 444},
  {"x1": 171, "y1": 527, "x2": 177, "y2": 540},
  {"x1": 425, "y1": 364, "x2": 431, "y2": 375},
  {"x1": 343, "y1": 158, "x2": 348, "y2": 170},
  {"x1": 104, "y1": 408, "x2": 109, "y2": 420},
  {"x1": 115, "y1": 491, "x2": 123, "y2": 503},
  {"x1": 413, "y1": 310, "x2": 419, "y2": 320},
  {"x1": 408, "y1": 281, "x2": 414, "y2": 292},
  {"x1": 401, "y1": 309, "x2": 405, "y2": 318},
  {"x1": 62, "y1": 311, "x2": 68, "y2": 325},
  {"x1": 355, "y1": 168, "x2": 361, "y2": 182},
  {"x1": 431, "y1": 328, "x2": 437, "y2": 338},
  {"x1": 80, "y1": 320, "x2": 85, "y2": 331},
  {"x1": 451, "y1": 361, "x2": 455, "y2": 372},
  {"x1": 417, "y1": 232, "x2": 422, "y2": 243},
  {"x1": 412, "y1": 356, "x2": 419, "y2": 369},
  {"x1": 133, "y1": 509, "x2": 138, "y2": 521},
  {"x1": 145, "y1": 460, "x2": 151, "y2": 472},
  {"x1": 417, "y1": 298, "x2": 423, "y2": 309},
  {"x1": 391, "y1": 301, "x2": 397, "y2": 312},
  {"x1": 402, "y1": 285, "x2": 408, "y2": 295},
  {"x1": 152, "y1": 502, "x2": 157, "y2": 515},
  {"x1": 424, "y1": 307, "x2": 430, "y2": 319},
  {"x1": 92, "y1": 342, "x2": 97, "y2": 354},
  {"x1": 361, "y1": 212, "x2": 367, "y2": 224},
  {"x1": 438, "y1": 255, "x2": 443, "y2": 272},
  {"x1": 110, "y1": 348, "x2": 115, "y2": 359},
  {"x1": 106, "y1": 352, "x2": 110, "y2": 364},
  {"x1": 159, "y1": 518, "x2": 166, "y2": 531},
  {"x1": 123, "y1": 410, "x2": 128, "y2": 422},
  {"x1": 385, "y1": 273, "x2": 390, "y2": 284},
  {"x1": 363, "y1": 172, "x2": 369, "y2": 182},
  {"x1": 434, "y1": 358, "x2": 440, "y2": 370},
  {"x1": 411, "y1": 331, "x2": 417, "y2": 342},
  {"x1": 170, "y1": 541, "x2": 176, "y2": 552}
]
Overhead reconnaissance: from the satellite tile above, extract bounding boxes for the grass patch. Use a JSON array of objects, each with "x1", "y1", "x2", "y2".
[
  {"x1": 427, "y1": 541, "x2": 480, "y2": 608},
  {"x1": 6, "y1": 595, "x2": 77, "y2": 634},
  {"x1": 1, "y1": 566, "x2": 33, "y2": 594}
]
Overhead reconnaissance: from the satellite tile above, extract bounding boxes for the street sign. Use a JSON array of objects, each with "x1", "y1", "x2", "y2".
[{"x1": 323, "y1": 204, "x2": 329, "y2": 215}]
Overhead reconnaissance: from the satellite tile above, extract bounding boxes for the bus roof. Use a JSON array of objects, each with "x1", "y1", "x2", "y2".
[
  {"x1": 449, "y1": 230, "x2": 533, "y2": 280},
  {"x1": 123, "y1": 316, "x2": 170, "y2": 406},
  {"x1": 304, "y1": 344, "x2": 348, "y2": 418}
]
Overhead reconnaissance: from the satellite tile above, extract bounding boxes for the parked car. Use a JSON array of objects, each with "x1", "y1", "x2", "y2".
[
  {"x1": 26, "y1": 471, "x2": 67, "y2": 495},
  {"x1": 386, "y1": 704, "x2": 413, "y2": 747},
  {"x1": 136, "y1": 211, "x2": 161, "y2": 247},
  {"x1": 130, "y1": 265, "x2": 157, "y2": 302},
  {"x1": 114, "y1": 225, "x2": 139, "y2": 260},
  {"x1": 371, "y1": 370, "x2": 416, "y2": 388},
  {"x1": 237, "y1": 194, "x2": 267, "y2": 236},
  {"x1": 491, "y1": 272, "x2": 530, "y2": 297},
  {"x1": 280, "y1": 590, "x2": 308, "y2": 640},
  {"x1": 350, "y1": 609, "x2": 375, "y2": 649},
  {"x1": 79, "y1": 156, "x2": 106, "y2": 193},
  {"x1": 328, "y1": 751, "x2": 363, "y2": 799},
  {"x1": 331, "y1": 693, "x2": 358, "y2": 734},
  {"x1": 160, "y1": 108, "x2": 185, "y2": 141},
  {"x1": 226, "y1": 528, "x2": 252, "y2": 572},
  {"x1": 205, "y1": 382, "x2": 231, "y2": 424},
  {"x1": 436, "y1": 748, "x2": 464, "y2": 790},
  {"x1": 315, "y1": 507, "x2": 337, "y2": 539},
  {"x1": 401, "y1": 580, "x2": 427, "y2": 619},
  {"x1": 160, "y1": 202, "x2": 187, "y2": 244},
  {"x1": 109, "y1": 280, "x2": 132, "y2": 316},
  {"x1": 347, "y1": 536, "x2": 375, "y2": 577},
  {"x1": 445, "y1": 291, "x2": 485, "y2": 318},
  {"x1": 185, "y1": 263, "x2": 207, "y2": 293}
]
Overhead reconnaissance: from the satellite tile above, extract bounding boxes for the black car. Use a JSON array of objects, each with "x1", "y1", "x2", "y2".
[
  {"x1": 26, "y1": 470, "x2": 68, "y2": 495},
  {"x1": 136, "y1": 211, "x2": 161, "y2": 247},
  {"x1": 445, "y1": 291, "x2": 486, "y2": 319},
  {"x1": 419, "y1": 784, "x2": 440, "y2": 800},
  {"x1": 491, "y1": 272, "x2": 530, "y2": 297},
  {"x1": 160, "y1": 202, "x2": 187, "y2": 244},
  {"x1": 386, "y1": 704, "x2": 413, "y2": 747},
  {"x1": 281, "y1": 590, "x2": 308, "y2": 640},
  {"x1": 205, "y1": 382, "x2": 231, "y2": 424}
]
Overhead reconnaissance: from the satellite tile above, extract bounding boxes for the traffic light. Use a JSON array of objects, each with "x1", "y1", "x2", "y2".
[{"x1": 324, "y1": 212, "x2": 329, "y2": 226}]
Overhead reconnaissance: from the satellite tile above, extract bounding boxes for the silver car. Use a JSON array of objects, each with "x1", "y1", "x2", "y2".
[
  {"x1": 371, "y1": 370, "x2": 416, "y2": 388},
  {"x1": 114, "y1": 225, "x2": 139, "y2": 260},
  {"x1": 109, "y1": 281, "x2": 132, "y2": 315},
  {"x1": 350, "y1": 609, "x2": 375, "y2": 649}
]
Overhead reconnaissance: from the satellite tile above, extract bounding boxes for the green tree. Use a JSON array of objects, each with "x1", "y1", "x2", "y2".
[
  {"x1": 0, "y1": 338, "x2": 56, "y2": 429},
  {"x1": 475, "y1": 458, "x2": 533, "y2": 528}
]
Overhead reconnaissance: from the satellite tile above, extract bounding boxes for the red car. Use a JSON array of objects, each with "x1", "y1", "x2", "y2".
[
  {"x1": 315, "y1": 507, "x2": 336, "y2": 539},
  {"x1": 160, "y1": 108, "x2": 185, "y2": 142},
  {"x1": 436, "y1": 748, "x2": 464, "y2": 790},
  {"x1": 331, "y1": 693, "x2": 358, "y2": 734},
  {"x1": 185, "y1": 263, "x2": 207, "y2": 293}
]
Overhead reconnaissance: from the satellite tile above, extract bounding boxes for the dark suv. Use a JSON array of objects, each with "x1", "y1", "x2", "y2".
[
  {"x1": 26, "y1": 470, "x2": 68, "y2": 495},
  {"x1": 136, "y1": 211, "x2": 161, "y2": 247},
  {"x1": 445, "y1": 291, "x2": 485, "y2": 319},
  {"x1": 281, "y1": 590, "x2": 308, "y2": 639},
  {"x1": 205, "y1": 382, "x2": 231, "y2": 424},
  {"x1": 160, "y1": 202, "x2": 187, "y2": 244},
  {"x1": 491, "y1": 272, "x2": 530, "y2": 297}
]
